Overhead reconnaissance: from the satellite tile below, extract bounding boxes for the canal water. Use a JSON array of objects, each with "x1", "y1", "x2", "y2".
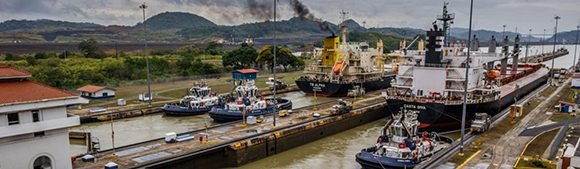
[
  {"x1": 69, "y1": 44, "x2": 579, "y2": 168},
  {"x1": 234, "y1": 118, "x2": 388, "y2": 169},
  {"x1": 70, "y1": 91, "x2": 335, "y2": 155}
]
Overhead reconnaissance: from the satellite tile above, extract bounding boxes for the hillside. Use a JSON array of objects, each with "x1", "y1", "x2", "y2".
[
  {"x1": 367, "y1": 27, "x2": 423, "y2": 39},
  {"x1": 0, "y1": 19, "x2": 103, "y2": 33},
  {"x1": 136, "y1": 12, "x2": 217, "y2": 31},
  {"x1": 547, "y1": 30, "x2": 580, "y2": 43},
  {"x1": 450, "y1": 28, "x2": 542, "y2": 42},
  {"x1": 177, "y1": 17, "x2": 339, "y2": 39}
]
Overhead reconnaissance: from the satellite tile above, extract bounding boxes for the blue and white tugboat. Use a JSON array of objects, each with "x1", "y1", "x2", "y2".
[
  {"x1": 355, "y1": 109, "x2": 452, "y2": 169},
  {"x1": 209, "y1": 69, "x2": 292, "y2": 122},
  {"x1": 162, "y1": 81, "x2": 221, "y2": 116}
]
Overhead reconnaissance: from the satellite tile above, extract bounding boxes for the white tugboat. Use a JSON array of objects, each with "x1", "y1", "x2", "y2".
[
  {"x1": 355, "y1": 109, "x2": 453, "y2": 169},
  {"x1": 162, "y1": 80, "x2": 221, "y2": 116}
]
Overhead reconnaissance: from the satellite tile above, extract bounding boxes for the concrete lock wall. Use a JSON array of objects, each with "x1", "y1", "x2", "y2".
[{"x1": 146, "y1": 105, "x2": 388, "y2": 169}]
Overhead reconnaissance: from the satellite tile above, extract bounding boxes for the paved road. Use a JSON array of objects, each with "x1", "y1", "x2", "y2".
[
  {"x1": 461, "y1": 78, "x2": 571, "y2": 169},
  {"x1": 520, "y1": 118, "x2": 580, "y2": 136}
]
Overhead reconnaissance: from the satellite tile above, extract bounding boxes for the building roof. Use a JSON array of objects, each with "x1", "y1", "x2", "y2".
[
  {"x1": 0, "y1": 65, "x2": 31, "y2": 79},
  {"x1": 77, "y1": 85, "x2": 115, "y2": 93},
  {"x1": 0, "y1": 80, "x2": 77, "y2": 105},
  {"x1": 234, "y1": 69, "x2": 259, "y2": 74}
]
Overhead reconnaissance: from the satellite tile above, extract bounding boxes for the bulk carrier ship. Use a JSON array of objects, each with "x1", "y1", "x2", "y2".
[
  {"x1": 384, "y1": 4, "x2": 550, "y2": 130},
  {"x1": 295, "y1": 14, "x2": 394, "y2": 97}
]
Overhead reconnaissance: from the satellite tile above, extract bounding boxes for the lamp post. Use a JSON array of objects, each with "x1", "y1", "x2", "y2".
[
  {"x1": 272, "y1": 0, "x2": 278, "y2": 128},
  {"x1": 502, "y1": 25, "x2": 506, "y2": 38},
  {"x1": 542, "y1": 29, "x2": 546, "y2": 54},
  {"x1": 574, "y1": 25, "x2": 579, "y2": 69},
  {"x1": 551, "y1": 16, "x2": 560, "y2": 84},
  {"x1": 139, "y1": 3, "x2": 152, "y2": 105},
  {"x1": 460, "y1": 0, "x2": 475, "y2": 154},
  {"x1": 525, "y1": 29, "x2": 532, "y2": 63}
]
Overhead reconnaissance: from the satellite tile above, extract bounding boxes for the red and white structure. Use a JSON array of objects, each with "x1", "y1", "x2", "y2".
[{"x1": 0, "y1": 66, "x2": 87, "y2": 169}]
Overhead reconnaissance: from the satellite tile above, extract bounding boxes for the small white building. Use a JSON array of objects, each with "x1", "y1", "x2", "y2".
[
  {"x1": 77, "y1": 85, "x2": 116, "y2": 99},
  {"x1": 0, "y1": 66, "x2": 88, "y2": 169},
  {"x1": 572, "y1": 73, "x2": 580, "y2": 89}
]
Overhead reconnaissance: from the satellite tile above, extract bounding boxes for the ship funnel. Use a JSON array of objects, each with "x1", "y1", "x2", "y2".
[
  {"x1": 425, "y1": 25, "x2": 444, "y2": 65},
  {"x1": 418, "y1": 39, "x2": 425, "y2": 51},
  {"x1": 488, "y1": 36, "x2": 497, "y2": 53}
]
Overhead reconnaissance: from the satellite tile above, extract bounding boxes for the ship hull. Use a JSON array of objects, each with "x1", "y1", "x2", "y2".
[
  {"x1": 209, "y1": 98, "x2": 292, "y2": 123},
  {"x1": 162, "y1": 104, "x2": 212, "y2": 116},
  {"x1": 295, "y1": 75, "x2": 393, "y2": 97},
  {"x1": 386, "y1": 71, "x2": 548, "y2": 131}
]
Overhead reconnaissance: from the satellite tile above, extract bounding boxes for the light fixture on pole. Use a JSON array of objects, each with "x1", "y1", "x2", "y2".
[
  {"x1": 551, "y1": 16, "x2": 560, "y2": 84},
  {"x1": 460, "y1": 0, "x2": 475, "y2": 154},
  {"x1": 542, "y1": 29, "x2": 546, "y2": 54},
  {"x1": 502, "y1": 25, "x2": 506, "y2": 38},
  {"x1": 272, "y1": 0, "x2": 278, "y2": 128},
  {"x1": 140, "y1": 2, "x2": 152, "y2": 105},
  {"x1": 574, "y1": 25, "x2": 579, "y2": 69},
  {"x1": 525, "y1": 29, "x2": 532, "y2": 63}
]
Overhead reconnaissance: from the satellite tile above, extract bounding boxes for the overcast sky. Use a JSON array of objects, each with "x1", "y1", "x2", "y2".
[{"x1": 0, "y1": 0, "x2": 579, "y2": 33}]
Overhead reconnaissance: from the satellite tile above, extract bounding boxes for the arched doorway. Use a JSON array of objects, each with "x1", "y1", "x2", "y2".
[{"x1": 33, "y1": 156, "x2": 52, "y2": 169}]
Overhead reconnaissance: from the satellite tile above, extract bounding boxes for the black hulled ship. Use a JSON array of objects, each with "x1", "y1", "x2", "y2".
[
  {"x1": 295, "y1": 14, "x2": 393, "y2": 97},
  {"x1": 384, "y1": 4, "x2": 549, "y2": 130}
]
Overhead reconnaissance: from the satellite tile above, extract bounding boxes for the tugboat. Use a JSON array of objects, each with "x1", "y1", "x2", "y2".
[
  {"x1": 209, "y1": 69, "x2": 292, "y2": 122},
  {"x1": 355, "y1": 110, "x2": 453, "y2": 169},
  {"x1": 162, "y1": 81, "x2": 221, "y2": 116},
  {"x1": 295, "y1": 13, "x2": 394, "y2": 97},
  {"x1": 384, "y1": 3, "x2": 549, "y2": 130}
]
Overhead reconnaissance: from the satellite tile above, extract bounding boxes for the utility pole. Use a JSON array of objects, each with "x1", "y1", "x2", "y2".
[
  {"x1": 140, "y1": 2, "x2": 152, "y2": 105},
  {"x1": 460, "y1": 0, "x2": 474, "y2": 155},
  {"x1": 525, "y1": 29, "x2": 532, "y2": 63},
  {"x1": 574, "y1": 25, "x2": 579, "y2": 69},
  {"x1": 551, "y1": 16, "x2": 560, "y2": 84},
  {"x1": 272, "y1": 0, "x2": 277, "y2": 128},
  {"x1": 502, "y1": 25, "x2": 506, "y2": 38},
  {"x1": 542, "y1": 29, "x2": 546, "y2": 54}
]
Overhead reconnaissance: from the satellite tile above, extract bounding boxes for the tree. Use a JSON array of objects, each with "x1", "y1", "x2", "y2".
[
  {"x1": 222, "y1": 43, "x2": 257, "y2": 69},
  {"x1": 78, "y1": 39, "x2": 105, "y2": 59},
  {"x1": 204, "y1": 41, "x2": 223, "y2": 55},
  {"x1": 257, "y1": 45, "x2": 301, "y2": 72}
]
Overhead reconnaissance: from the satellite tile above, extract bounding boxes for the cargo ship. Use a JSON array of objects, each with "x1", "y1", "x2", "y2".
[
  {"x1": 383, "y1": 4, "x2": 549, "y2": 130},
  {"x1": 295, "y1": 15, "x2": 393, "y2": 97}
]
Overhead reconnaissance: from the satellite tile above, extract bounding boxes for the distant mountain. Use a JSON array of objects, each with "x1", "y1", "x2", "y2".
[
  {"x1": 137, "y1": 12, "x2": 217, "y2": 31},
  {"x1": 178, "y1": 17, "x2": 340, "y2": 39},
  {"x1": 0, "y1": 19, "x2": 103, "y2": 33},
  {"x1": 367, "y1": 27, "x2": 423, "y2": 39},
  {"x1": 547, "y1": 30, "x2": 580, "y2": 43},
  {"x1": 450, "y1": 28, "x2": 542, "y2": 43},
  {"x1": 343, "y1": 19, "x2": 363, "y2": 31}
]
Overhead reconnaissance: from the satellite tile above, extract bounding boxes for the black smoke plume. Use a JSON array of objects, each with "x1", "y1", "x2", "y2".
[{"x1": 288, "y1": 0, "x2": 335, "y2": 35}]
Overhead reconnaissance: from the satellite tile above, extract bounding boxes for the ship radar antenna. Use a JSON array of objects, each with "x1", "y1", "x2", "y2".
[
  {"x1": 340, "y1": 10, "x2": 350, "y2": 43},
  {"x1": 437, "y1": 2, "x2": 455, "y2": 46}
]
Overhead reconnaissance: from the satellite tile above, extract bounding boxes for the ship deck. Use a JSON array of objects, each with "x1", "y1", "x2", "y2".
[
  {"x1": 498, "y1": 66, "x2": 549, "y2": 98},
  {"x1": 72, "y1": 92, "x2": 385, "y2": 169}
]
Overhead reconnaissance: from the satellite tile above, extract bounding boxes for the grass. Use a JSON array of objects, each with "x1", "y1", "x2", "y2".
[
  {"x1": 515, "y1": 158, "x2": 557, "y2": 169},
  {"x1": 522, "y1": 129, "x2": 559, "y2": 157}
]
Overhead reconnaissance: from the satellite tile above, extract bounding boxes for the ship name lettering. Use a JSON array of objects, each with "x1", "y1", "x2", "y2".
[{"x1": 404, "y1": 104, "x2": 426, "y2": 110}]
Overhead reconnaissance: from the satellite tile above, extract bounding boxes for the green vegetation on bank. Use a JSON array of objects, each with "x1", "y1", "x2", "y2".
[{"x1": 0, "y1": 39, "x2": 307, "y2": 90}]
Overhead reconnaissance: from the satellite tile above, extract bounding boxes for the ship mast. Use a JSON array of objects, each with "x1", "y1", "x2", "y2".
[
  {"x1": 340, "y1": 10, "x2": 349, "y2": 43},
  {"x1": 437, "y1": 2, "x2": 455, "y2": 47}
]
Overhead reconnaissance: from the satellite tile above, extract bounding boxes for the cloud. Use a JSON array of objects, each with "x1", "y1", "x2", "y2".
[{"x1": 0, "y1": 0, "x2": 578, "y2": 32}]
